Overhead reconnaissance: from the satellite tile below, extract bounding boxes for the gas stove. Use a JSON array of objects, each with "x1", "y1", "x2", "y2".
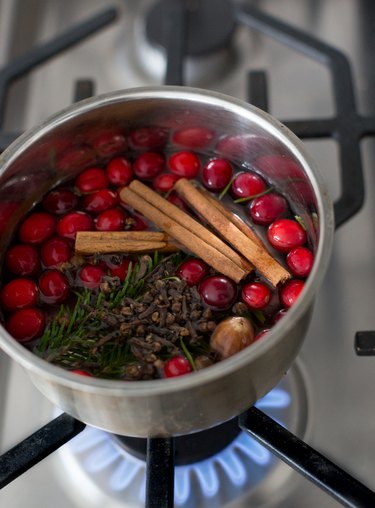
[{"x1": 1, "y1": 1, "x2": 375, "y2": 507}]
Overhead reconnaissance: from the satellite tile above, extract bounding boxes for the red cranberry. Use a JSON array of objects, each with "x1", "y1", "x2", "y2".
[
  {"x1": 172, "y1": 127, "x2": 214, "y2": 149},
  {"x1": 1, "y1": 278, "x2": 38, "y2": 311},
  {"x1": 125, "y1": 214, "x2": 148, "y2": 231},
  {"x1": 177, "y1": 258, "x2": 208, "y2": 286},
  {"x1": 70, "y1": 369, "x2": 93, "y2": 377},
  {"x1": 106, "y1": 157, "x2": 133, "y2": 186},
  {"x1": 19, "y1": 212, "x2": 56, "y2": 245},
  {"x1": 202, "y1": 158, "x2": 233, "y2": 191},
  {"x1": 249, "y1": 192, "x2": 287, "y2": 225},
  {"x1": 39, "y1": 270, "x2": 70, "y2": 304},
  {"x1": 108, "y1": 258, "x2": 131, "y2": 281},
  {"x1": 168, "y1": 151, "x2": 200, "y2": 179},
  {"x1": 95, "y1": 208, "x2": 126, "y2": 231},
  {"x1": 267, "y1": 219, "x2": 307, "y2": 253},
  {"x1": 42, "y1": 188, "x2": 78, "y2": 215},
  {"x1": 273, "y1": 308, "x2": 288, "y2": 323},
  {"x1": 75, "y1": 167, "x2": 109, "y2": 194},
  {"x1": 241, "y1": 282, "x2": 271, "y2": 310},
  {"x1": 57, "y1": 212, "x2": 93, "y2": 240},
  {"x1": 199, "y1": 276, "x2": 237, "y2": 310},
  {"x1": 78, "y1": 264, "x2": 105, "y2": 289},
  {"x1": 152, "y1": 173, "x2": 180, "y2": 193},
  {"x1": 167, "y1": 193, "x2": 188, "y2": 212},
  {"x1": 231, "y1": 172, "x2": 266, "y2": 199},
  {"x1": 130, "y1": 127, "x2": 168, "y2": 149},
  {"x1": 133, "y1": 152, "x2": 164, "y2": 180},
  {"x1": 164, "y1": 356, "x2": 192, "y2": 378},
  {"x1": 82, "y1": 189, "x2": 118, "y2": 214},
  {"x1": 6, "y1": 308, "x2": 45, "y2": 342},
  {"x1": 56, "y1": 147, "x2": 96, "y2": 173},
  {"x1": 254, "y1": 328, "x2": 271, "y2": 341},
  {"x1": 280, "y1": 279, "x2": 305, "y2": 308},
  {"x1": 41, "y1": 237, "x2": 71, "y2": 267},
  {"x1": 5, "y1": 244, "x2": 40, "y2": 276},
  {"x1": 90, "y1": 129, "x2": 127, "y2": 157},
  {"x1": 286, "y1": 247, "x2": 314, "y2": 278}
]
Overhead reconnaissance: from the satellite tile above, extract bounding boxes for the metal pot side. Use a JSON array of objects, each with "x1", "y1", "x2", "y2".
[{"x1": 0, "y1": 87, "x2": 334, "y2": 437}]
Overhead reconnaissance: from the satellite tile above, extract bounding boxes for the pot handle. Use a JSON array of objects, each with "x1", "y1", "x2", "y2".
[{"x1": 239, "y1": 407, "x2": 375, "y2": 508}]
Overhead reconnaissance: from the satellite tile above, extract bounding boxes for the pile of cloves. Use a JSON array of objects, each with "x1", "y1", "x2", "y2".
[{"x1": 95, "y1": 256, "x2": 219, "y2": 380}]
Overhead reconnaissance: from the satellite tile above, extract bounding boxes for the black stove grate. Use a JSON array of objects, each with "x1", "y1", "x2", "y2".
[
  {"x1": 0, "y1": 7, "x2": 117, "y2": 152},
  {"x1": 1, "y1": 3, "x2": 375, "y2": 508}
]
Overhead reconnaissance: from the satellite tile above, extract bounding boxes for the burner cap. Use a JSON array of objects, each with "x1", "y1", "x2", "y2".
[
  {"x1": 114, "y1": 418, "x2": 241, "y2": 465},
  {"x1": 145, "y1": 0, "x2": 236, "y2": 56}
]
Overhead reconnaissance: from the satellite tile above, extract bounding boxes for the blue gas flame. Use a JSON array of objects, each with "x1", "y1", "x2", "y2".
[{"x1": 66, "y1": 385, "x2": 291, "y2": 507}]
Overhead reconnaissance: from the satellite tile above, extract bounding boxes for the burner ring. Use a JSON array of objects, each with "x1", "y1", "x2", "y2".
[{"x1": 54, "y1": 361, "x2": 309, "y2": 508}]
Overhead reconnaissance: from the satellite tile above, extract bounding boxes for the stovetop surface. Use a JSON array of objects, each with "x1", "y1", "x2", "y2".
[{"x1": 1, "y1": 0, "x2": 375, "y2": 507}]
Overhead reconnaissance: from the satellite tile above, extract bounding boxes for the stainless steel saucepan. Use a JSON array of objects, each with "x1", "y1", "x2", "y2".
[{"x1": 0, "y1": 87, "x2": 334, "y2": 437}]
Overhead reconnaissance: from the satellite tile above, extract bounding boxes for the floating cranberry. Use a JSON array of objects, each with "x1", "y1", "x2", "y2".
[
  {"x1": 78, "y1": 264, "x2": 105, "y2": 289},
  {"x1": 19, "y1": 212, "x2": 56, "y2": 245},
  {"x1": 241, "y1": 282, "x2": 271, "y2": 310},
  {"x1": 130, "y1": 127, "x2": 168, "y2": 149},
  {"x1": 152, "y1": 173, "x2": 180, "y2": 193},
  {"x1": 273, "y1": 308, "x2": 288, "y2": 323},
  {"x1": 1, "y1": 278, "x2": 38, "y2": 311},
  {"x1": 254, "y1": 328, "x2": 271, "y2": 341},
  {"x1": 177, "y1": 258, "x2": 208, "y2": 286},
  {"x1": 75, "y1": 167, "x2": 109, "y2": 194},
  {"x1": 286, "y1": 246, "x2": 314, "y2": 278},
  {"x1": 164, "y1": 356, "x2": 192, "y2": 377},
  {"x1": 172, "y1": 127, "x2": 214, "y2": 149},
  {"x1": 70, "y1": 369, "x2": 93, "y2": 377},
  {"x1": 106, "y1": 157, "x2": 133, "y2": 186},
  {"x1": 267, "y1": 219, "x2": 307, "y2": 253},
  {"x1": 95, "y1": 208, "x2": 126, "y2": 231},
  {"x1": 125, "y1": 214, "x2": 148, "y2": 231},
  {"x1": 90, "y1": 129, "x2": 127, "y2": 157},
  {"x1": 108, "y1": 258, "x2": 131, "y2": 281},
  {"x1": 6, "y1": 307, "x2": 45, "y2": 343},
  {"x1": 231, "y1": 172, "x2": 266, "y2": 199},
  {"x1": 39, "y1": 270, "x2": 70, "y2": 304},
  {"x1": 82, "y1": 189, "x2": 118, "y2": 214},
  {"x1": 56, "y1": 147, "x2": 96, "y2": 173},
  {"x1": 280, "y1": 279, "x2": 305, "y2": 308},
  {"x1": 57, "y1": 211, "x2": 93, "y2": 240},
  {"x1": 40, "y1": 237, "x2": 71, "y2": 268},
  {"x1": 167, "y1": 193, "x2": 188, "y2": 212},
  {"x1": 168, "y1": 151, "x2": 200, "y2": 179},
  {"x1": 133, "y1": 152, "x2": 164, "y2": 180},
  {"x1": 249, "y1": 192, "x2": 287, "y2": 225},
  {"x1": 5, "y1": 244, "x2": 40, "y2": 276},
  {"x1": 42, "y1": 188, "x2": 78, "y2": 215},
  {"x1": 202, "y1": 158, "x2": 233, "y2": 191},
  {"x1": 199, "y1": 276, "x2": 237, "y2": 310}
]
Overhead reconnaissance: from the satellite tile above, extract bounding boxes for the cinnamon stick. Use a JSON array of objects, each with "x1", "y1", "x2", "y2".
[
  {"x1": 199, "y1": 187, "x2": 264, "y2": 248},
  {"x1": 127, "y1": 180, "x2": 253, "y2": 273},
  {"x1": 75, "y1": 231, "x2": 179, "y2": 255},
  {"x1": 119, "y1": 186, "x2": 249, "y2": 283},
  {"x1": 174, "y1": 178, "x2": 291, "y2": 286}
]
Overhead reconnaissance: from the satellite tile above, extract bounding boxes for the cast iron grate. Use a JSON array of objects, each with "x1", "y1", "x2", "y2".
[
  {"x1": 0, "y1": 7, "x2": 117, "y2": 152},
  {"x1": 1, "y1": 3, "x2": 375, "y2": 508}
]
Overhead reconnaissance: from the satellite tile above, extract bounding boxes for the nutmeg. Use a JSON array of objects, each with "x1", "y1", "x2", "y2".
[{"x1": 210, "y1": 316, "x2": 255, "y2": 359}]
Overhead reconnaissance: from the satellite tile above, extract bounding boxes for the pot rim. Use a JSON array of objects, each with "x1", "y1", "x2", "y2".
[{"x1": 0, "y1": 85, "x2": 334, "y2": 397}]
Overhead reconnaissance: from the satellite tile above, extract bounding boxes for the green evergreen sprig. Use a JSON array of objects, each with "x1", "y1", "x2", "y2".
[{"x1": 34, "y1": 252, "x2": 184, "y2": 378}]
